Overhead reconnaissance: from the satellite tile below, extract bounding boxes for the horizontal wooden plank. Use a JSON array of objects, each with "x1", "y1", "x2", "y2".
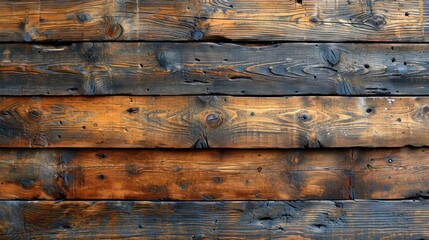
[
  {"x1": 1, "y1": 96, "x2": 429, "y2": 148},
  {"x1": 0, "y1": 148, "x2": 427, "y2": 200},
  {"x1": 0, "y1": 0, "x2": 428, "y2": 42},
  {"x1": 1, "y1": 200, "x2": 428, "y2": 239},
  {"x1": 2, "y1": 43, "x2": 429, "y2": 96}
]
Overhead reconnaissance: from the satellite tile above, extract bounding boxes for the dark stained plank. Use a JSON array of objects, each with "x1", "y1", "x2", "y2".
[
  {"x1": 0, "y1": 0, "x2": 428, "y2": 42},
  {"x1": 2, "y1": 43, "x2": 429, "y2": 96},
  {"x1": 0, "y1": 148, "x2": 428, "y2": 200},
  {"x1": 0, "y1": 200, "x2": 428, "y2": 239},
  {"x1": 1, "y1": 96, "x2": 429, "y2": 148}
]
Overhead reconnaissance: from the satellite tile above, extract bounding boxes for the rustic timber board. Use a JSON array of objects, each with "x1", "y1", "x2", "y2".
[
  {"x1": 0, "y1": 0, "x2": 428, "y2": 42},
  {"x1": 1, "y1": 96, "x2": 429, "y2": 148},
  {"x1": 0, "y1": 148, "x2": 427, "y2": 200},
  {"x1": 2, "y1": 42, "x2": 429, "y2": 96},
  {"x1": 0, "y1": 200, "x2": 428, "y2": 239}
]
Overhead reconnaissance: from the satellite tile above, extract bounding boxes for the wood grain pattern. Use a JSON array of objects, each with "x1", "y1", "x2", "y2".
[
  {"x1": 0, "y1": 148, "x2": 428, "y2": 200},
  {"x1": 2, "y1": 42, "x2": 429, "y2": 95},
  {"x1": 0, "y1": 200, "x2": 428, "y2": 239},
  {"x1": 1, "y1": 96, "x2": 429, "y2": 148},
  {"x1": 0, "y1": 0, "x2": 428, "y2": 42}
]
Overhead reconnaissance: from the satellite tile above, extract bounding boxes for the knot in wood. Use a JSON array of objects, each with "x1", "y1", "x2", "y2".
[
  {"x1": 322, "y1": 48, "x2": 340, "y2": 66},
  {"x1": 76, "y1": 12, "x2": 91, "y2": 23},
  {"x1": 363, "y1": 14, "x2": 386, "y2": 29},
  {"x1": 105, "y1": 23, "x2": 123, "y2": 40},
  {"x1": 205, "y1": 113, "x2": 223, "y2": 127},
  {"x1": 27, "y1": 109, "x2": 42, "y2": 120},
  {"x1": 423, "y1": 106, "x2": 429, "y2": 114},
  {"x1": 298, "y1": 112, "x2": 311, "y2": 122}
]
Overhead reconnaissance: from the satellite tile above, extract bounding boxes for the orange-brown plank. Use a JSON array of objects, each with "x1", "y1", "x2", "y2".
[
  {"x1": 1, "y1": 200, "x2": 428, "y2": 239},
  {"x1": 0, "y1": 96, "x2": 429, "y2": 148},
  {"x1": 0, "y1": 148, "x2": 427, "y2": 200},
  {"x1": 0, "y1": 0, "x2": 428, "y2": 42},
  {"x1": 1, "y1": 42, "x2": 429, "y2": 96}
]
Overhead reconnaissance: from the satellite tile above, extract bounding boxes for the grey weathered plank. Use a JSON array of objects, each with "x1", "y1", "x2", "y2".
[
  {"x1": 1, "y1": 42, "x2": 429, "y2": 95},
  {"x1": 0, "y1": 200, "x2": 428, "y2": 239}
]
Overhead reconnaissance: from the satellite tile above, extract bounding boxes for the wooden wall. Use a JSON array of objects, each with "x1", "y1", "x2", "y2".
[{"x1": 0, "y1": 0, "x2": 428, "y2": 239}]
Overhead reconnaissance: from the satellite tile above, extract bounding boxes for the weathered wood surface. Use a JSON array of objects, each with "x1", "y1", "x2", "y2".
[
  {"x1": 0, "y1": 0, "x2": 428, "y2": 42},
  {"x1": 1, "y1": 96, "x2": 429, "y2": 148},
  {"x1": 2, "y1": 43, "x2": 429, "y2": 96},
  {"x1": 0, "y1": 200, "x2": 428, "y2": 239},
  {"x1": 0, "y1": 148, "x2": 428, "y2": 200}
]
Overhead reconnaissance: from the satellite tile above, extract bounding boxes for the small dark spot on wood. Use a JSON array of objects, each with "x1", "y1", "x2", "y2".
[
  {"x1": 364, "y1": 64, "x2": 370, "y2": 68},
  {"x1": 296, "y1": 0, "x2": 302, "y2": 4},
  {"x1": 212, "y1": 177, "x2": 222, "y2": 183},
  {"x1": 57, "y1": 135, "x2": 61, "y2": 139},
  {"x1": 257, "y1": 167, "x2": 262, "y2": 172},
  {"x1": 27, "y1": 109, "x2": 42, "y2": 120},
  {"x1": 192, "y1": 234, "x2": 208, "y2": 240},
  {"x1": 367, "y1": 164, "x2": 373, "y2": 170},
  {"x1": 67, "y1": 87, "x2": 79, "y2": 92},
  {"x1": 403, "y1": 62, "x2": 407, "y2": 65},
  {"x1": 405, "y1": 12, "x2": 409, "y2": 16},
  {"x1": 397, "y1": 118, "x2": 401, "y2": 122},
  {"x1": 206, "y1": 113, "x2": 223, "y2": 127},
  {"x1": 82, "y1": 126, "x2": 86, "y2": 129},
  {"x1": 76, "y1": 12, "x2": 91, "y2": 23},
  {"x1": 62, "y1": 225, "x2": 71, "y2": 229},
  {"x1": 138, "y1": 225, "x2": 143, "y2": 229},
  {"x1": 127, "y1": 108, "x2": 139, "y2": 114},
  {"x1": 366, "y1": 107, "x2": 374, "y2": 114},
  {"x1": 126, "y1": 163, "x2": 139, "y2": 175},
  {"x1": 21, "y1": 178, "x2": 35, "y2": 189},
  {"x1": 388, "y1": 158, "x2": 393, "y2": 163},
  {"x1": 202, "y1": 194, "x2": 214, "y2": 200},
  {"x1": 193, "y1": 138, "x2": 209, "y2": 149},
  {"x1": 97, "y1": 174, "x2": 105, "y2": 180},
  {"x1": 250, "y1": 112, "x2": 255, "y2": 117},
  {"x1": 245, "y1": 179, "x2": 249, "y2": 184},
  {"x1": 423, "y1": 106, "x2": 429, "y2": 114},
  {"x1": 191, "y1": 29, "x2": 204, "y2": 41},
  {"x1": 310, "y1": 16, "x2": 319, "y2": 23},
  {"x1": 23, "y1": 32, "x2": 32, "y2": 42},
  {"x1": 194, "y1": 58, "x2": 201, "y2": 62},
  {"x1": 391, "y1": 46, "x2": 395, "y2": 50},
  {"x1": 298, "y1": 113, "x2": 311, "y2": 122},
  {"x1": 255, "y1": 193, "x2": 260, "y2": 198},
  {"x1": 391, "y1": 58, "x2": 396, "y2": 62},
  {"x1": 96, "y1": 153, "x2": 106, "y2": 159}
]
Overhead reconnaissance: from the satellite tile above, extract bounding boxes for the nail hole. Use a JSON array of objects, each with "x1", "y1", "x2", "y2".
[
  {"x1": 82, "y1": 126, "x2": 86, "y2": 129},
  {"x1": 388, "y1": 159, "x2": 393, "y2": 163},
  {"x1": 405, "y1": 12, "x2": 409, "y2": 16},
  {"x1": 366, "y1": 108, "x2": 374, "y2": 114},
  {"x1": 391, "y1": 58, "x2": 396, "y2": 62},
  {"x1": 364, "y1": 64, "x2": 370, "y2": 68},
  {"x1": 403, "y1": 62, "x2": 407, "y2": 65}
]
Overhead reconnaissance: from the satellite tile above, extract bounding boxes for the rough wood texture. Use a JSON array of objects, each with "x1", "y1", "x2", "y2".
[
  {"x1": 0, "y1": 0, "x2": 428, "y2": 42},
  {"x1": 1, "y1": 96, "x2": 429, "y2": 148},
  {"x1": 0, "y1": 200, "x2": 428, "y2": 239},
  {"x1": 0, "y1": 148, "x2": 428, "y2": 200},
  {"x1": 2, "y1": 43, "x2": 429, "y2": 96}
]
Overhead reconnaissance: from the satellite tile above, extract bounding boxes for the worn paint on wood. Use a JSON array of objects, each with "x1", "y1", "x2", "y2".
[
  {"x1": 0, "y1": 148, "x2": 427, "y2": 200},
  {"x1": 0, "y1": 200, "x2": 428, "y2": 239},
  {"x1": 0, "y1": 0, "x2": 428, "y2": 42},
  {"x1": 1, "y1": 43, "x2": 429, "y2": 95},
  {"x1": 0, "y1": 96, "x2": 429, "y2": 148}
]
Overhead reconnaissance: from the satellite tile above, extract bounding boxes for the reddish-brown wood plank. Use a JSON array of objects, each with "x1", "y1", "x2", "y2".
[
  {"x1": 1, "y1": 96, "x2": 429, "y2": 148},
  {"x1": 0, "y1": 148, "x2": 427, "y2": 200},
  {"x1": 0, "y1": 0, "x2": 428, "y2": 42}
]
